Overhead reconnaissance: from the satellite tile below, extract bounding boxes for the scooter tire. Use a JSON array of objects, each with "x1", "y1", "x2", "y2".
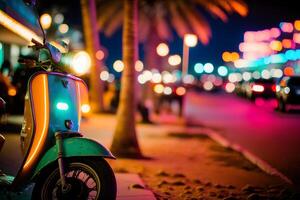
[{"x1": 32, "y1": 157, "x2": 117, "y2": 200}]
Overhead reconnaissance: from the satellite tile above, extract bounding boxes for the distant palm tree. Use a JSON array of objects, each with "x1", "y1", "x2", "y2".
[
  {"x1": 80, "y1": 0, "x2": 104, "y2": 112},
  {"x1": 96, "y1": 0, "x2": 248, "y2": 158}
]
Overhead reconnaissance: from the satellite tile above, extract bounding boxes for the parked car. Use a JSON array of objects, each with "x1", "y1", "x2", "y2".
[
  {"x1": 246, "y1": 78, "x2": 276, "y2": 100},
  {"x1": 276, "y1": 75, "x2": 300, "y2": 112}
]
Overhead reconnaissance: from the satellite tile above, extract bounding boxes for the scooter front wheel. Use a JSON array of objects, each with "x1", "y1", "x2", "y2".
[{"x1": 32, "y1": 157, "x2": 117, "y2": 200}]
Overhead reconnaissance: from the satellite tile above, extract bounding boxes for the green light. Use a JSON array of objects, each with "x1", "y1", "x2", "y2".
[{"x1": 56, "y1": 102, "x2": 69, "y2": 111}]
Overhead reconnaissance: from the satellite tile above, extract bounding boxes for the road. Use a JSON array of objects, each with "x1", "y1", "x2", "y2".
[{"x1": 186, "y1": 91, "x2": 300, "y2": 186}]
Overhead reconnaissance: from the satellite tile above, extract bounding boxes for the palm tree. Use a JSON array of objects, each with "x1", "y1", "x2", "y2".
[
  {"x1": 80, "y1": 0, "x2": 104, "y2": 113},
  {"x1": 96, "y1": 0, "x2": 248, "y2": 158},
  {"x1": 97, "y1": 0, "x2": 248, "y2": 67},
  {"x1": 109, "y1": 0, "x2": 142, "y2": 158}
]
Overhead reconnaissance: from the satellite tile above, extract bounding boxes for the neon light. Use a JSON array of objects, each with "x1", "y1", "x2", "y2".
[
  {"x1": 56, "y1": 102, "x2": 69, "y2": 110},
  {"x1": 0, "y1": 10, "x2": 66, "y2": 53},
  {"x1": 24, "y1": 75, "x2": 48, "y2": 168}
]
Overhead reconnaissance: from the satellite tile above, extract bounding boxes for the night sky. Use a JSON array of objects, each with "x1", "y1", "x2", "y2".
[{"x1": 39, "y1": 0, "x2": 299, "y2": 71}]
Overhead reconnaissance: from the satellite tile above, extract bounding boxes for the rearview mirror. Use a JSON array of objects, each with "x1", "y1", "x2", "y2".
[{"x1": 23, "y1": 0, "x2": 37, "y2": 6}]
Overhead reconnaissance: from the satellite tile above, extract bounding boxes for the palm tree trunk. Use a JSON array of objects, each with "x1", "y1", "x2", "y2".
[
  {"x1": 80, "y1": 0, "x2": 104, "y2": 113},
  {"x1": 111, "y1": 0, "x2": 142, "y2": 158}
]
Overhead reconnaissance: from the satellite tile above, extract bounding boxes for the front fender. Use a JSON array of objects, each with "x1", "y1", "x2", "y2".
[{"x1": 32, "y1": 137, "x2": 115, "y2": 179}]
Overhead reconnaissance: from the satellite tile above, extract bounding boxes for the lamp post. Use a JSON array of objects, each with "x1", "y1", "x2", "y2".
[{"x1": 182, "y1": 34, "x2": 198, "y2": 78}]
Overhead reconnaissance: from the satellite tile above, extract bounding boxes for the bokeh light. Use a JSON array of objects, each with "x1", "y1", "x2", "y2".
[
  {"x1": 217, "y1": 66, "x2": 228, "y2": 76},
  {"x1": 156, "y1": 43, "x2": 169, "y2": 57},
  {"x1": 284, "y1": 66, "x2": 294, "y2": 76},
  {"x1": 113, "y1": 60, "x2": 124, "y2": 72},
  {"x1": 184, "y1": 34, "x2": 198, "y2": 47},
  {"x1": 72, "y1": 51, "x2": 91, "y2": 75},
  {"x1": 100, "y1": 71, "x2": 109, "y2": 81},
  {"x1": 176, "y1": 87, "x2": 186, "y2": 96},
  {"x1": 95, "y1": 50, "x2": 105, "y2": 61},
  {"x1": 168, "y1": 55, "x2": 181, "y2": 66},
  {"x1": 58, "y1": 24, "x2": 69, "y2": 34},
  {"x1": 135, "y1": 60, "x2": 144, "y2": 72},
  {"x1": 40, "y1": 13, "x2": 52, "y2": 30},
  {"x1": 203, "y1": 63, "x2": 214, "y2": 73},
  {"x1": 194, "y1": 63, "x2": 204, "y2": 73},
  {"x1": 225, "y1": 83, "x2": 235, "y2": 93}
]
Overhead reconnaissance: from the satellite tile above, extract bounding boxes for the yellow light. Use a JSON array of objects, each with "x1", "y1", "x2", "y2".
[
  {"x1": 295, "y1": 20, "x2": 300, "y2": 31},
  {"x1": 154, "y1": 84, "x2": 164, "y2": 94},
  {"x1": 156, "y1": 43, "x2": 169, "y2": 57},
  {"x1": 58, "y1": 23, "x2": 69, "y2": 34},
  {"x1": 81, "y1": 104, "x2": 91, "y2": 113},
  {"x1": 72, "y1": 51, "x2": 91, "y2": 75},
  {"x1": 184, "y1": 34, "x2": 198, "y2": 47},
  {"x1": 168, "y1": 55, "x2": 181, "y2": 66},
  {"x1": 270, "y1": 40, "x2": 282, "y2": 51},
  {"x1": 40, "y1": 13, "x2": 52, "y2": 30},
  {"x1": 113, "y1": 60, "x2": 124, "y2": 72},
  {"x1": 135, "y1": 60, "x2": 144, "y2": 72},
  {"x1": 8, "y1": 87, "x2": 16, "y2": 96}
]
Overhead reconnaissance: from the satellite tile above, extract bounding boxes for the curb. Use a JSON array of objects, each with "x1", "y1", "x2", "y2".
[{"x1": 205, "y1": 128, "x2": 293, "y2": 185}]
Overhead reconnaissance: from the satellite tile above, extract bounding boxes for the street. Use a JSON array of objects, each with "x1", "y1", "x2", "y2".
[{"x1": 186, "y1": 91, "x2": 300, "y2": 185}]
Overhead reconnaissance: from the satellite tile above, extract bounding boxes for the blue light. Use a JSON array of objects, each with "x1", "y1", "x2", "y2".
[
  {"x1": 217, "y1": 66, "x2": 228, "y2": 76},
  {"x1": 194, "y1": 63, "x2": 204, "y2": 73}
]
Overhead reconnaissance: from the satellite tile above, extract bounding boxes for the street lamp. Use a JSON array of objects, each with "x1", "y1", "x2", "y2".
[{"x1": 182, "y1": 34, "x2": 198, "y2": 78}]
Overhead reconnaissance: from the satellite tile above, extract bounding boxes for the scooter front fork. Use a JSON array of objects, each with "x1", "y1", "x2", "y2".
[{"x1": 55, "y1": 132, "x2": 69, "y2": 192}]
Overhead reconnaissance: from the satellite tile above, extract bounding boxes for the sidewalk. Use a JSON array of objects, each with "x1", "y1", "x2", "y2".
[
  {"x1": 81, "y1": 113, "x2": 299, "y2": 199},
  {"x1": 2, "y1": 114, "x2": 299, "y2": 199}
]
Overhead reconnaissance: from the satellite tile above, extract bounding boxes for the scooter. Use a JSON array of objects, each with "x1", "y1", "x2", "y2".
[{"x1": 0, "y1": 0, "x2": 117, "y2": 199}]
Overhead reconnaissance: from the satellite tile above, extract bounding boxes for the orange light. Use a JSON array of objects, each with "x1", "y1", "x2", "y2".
[
  {"x1": 284, "y1": 67, "x2": 294, "y2": 76},
  {"x1": 95, "y1": 50, "x2": 105, "y2": 61},
  {"x1": 24, "y1": 74, "x2": 49, "y2": 169},
  {"x1": 282, "y1": 39, "x2": 292, "y2": 49},
  {"x1": 176, "y1": 87, "x2": 186, "y2": 96},
  {"x1": 222, "y1": 51, "x2": 231, "y2": 62},
  {"x1": 294, "y1": 20, "x2": 300, "y2": 31},
  {"x1": 8, "y1": 87, "x2": 16, "y2": 96},
  {"x1": 231, "y1": 52, "x2": 240, "y2": 61}
]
